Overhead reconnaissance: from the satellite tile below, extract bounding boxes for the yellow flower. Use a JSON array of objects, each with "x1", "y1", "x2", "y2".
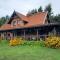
[
  {"x1": 9, "y1": 37, "x2": 24, "y2": 46},
  {"x1": 45, "y1": 36, "x2": 60, "y2": 48}
]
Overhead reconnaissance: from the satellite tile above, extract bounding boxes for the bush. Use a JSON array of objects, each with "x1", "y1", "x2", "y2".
[
  {"x1": 23, "y1": 41, "x2": 45, "y2": 47},
  {"x1": 9, "y1": 37, "x2": 24, "y2": 46},
  {"x1": 45, "y1": 36, "x2": 60, "y2": 48}
]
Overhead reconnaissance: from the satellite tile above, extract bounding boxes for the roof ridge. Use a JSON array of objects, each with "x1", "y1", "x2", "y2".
[
  {"x1": 26, "y1": 12, "x2": 47, "y2": 17},
  {"x1": 15, "y1": 11, "x2": 26, "y2": 17}
]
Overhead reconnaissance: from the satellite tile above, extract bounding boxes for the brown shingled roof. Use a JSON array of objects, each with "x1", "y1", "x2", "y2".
[
  {"x1": 0, "y1": 11, "x2": 48, "y2": 31},
  {"x1": 27, "y1": 12, "x2": 47, "y2": 25}
]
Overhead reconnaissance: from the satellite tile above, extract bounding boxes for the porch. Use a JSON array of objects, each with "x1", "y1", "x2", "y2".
[{"x1": 0, "y1": 23, "x2": 60, "y2": 40}]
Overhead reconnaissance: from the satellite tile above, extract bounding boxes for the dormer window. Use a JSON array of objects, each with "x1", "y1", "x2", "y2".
[
  {"x1": 13, "y1": 21, "x2": 16, "y2": 26},
  {"x1": 18, "y1": 20, "x2": 24, "y2": 25},
  {"x1": 18, "y1": 20, "x2": 22, "y2": 24}
]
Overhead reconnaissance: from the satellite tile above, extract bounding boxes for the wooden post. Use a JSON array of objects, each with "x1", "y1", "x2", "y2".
[
  {"x1": 11, "y1": 32, "x2": 13, "y2": 39},
  {"x1": 14, "y1": 33, "x2": 16, "y2": 38},
  {"x1": 53, "y1": 27, "x2": 56, "y2": 35},
  {"x1": 0, "y1": 33, "x2": 2, "y2": 40},
  {"x1": 5, "y1": 32, "x2": 7, "y2": 40},
  {"x1": 13, "y1": 31, "x2": 16, "y2": 39},
  {"x1": 24, "y1": 30, "x2": 25, "y2": 39},
  {"x1": 4, "y1": 32, "x2": 6, "y2": 39},
  {"x1": 37, "y1": 29, "x2": 38, "y2": 41},
  {"x1": 30, "y1": 35, "x2": 31, "y2": 41}
]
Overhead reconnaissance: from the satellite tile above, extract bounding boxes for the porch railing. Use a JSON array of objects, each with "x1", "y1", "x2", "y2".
[{"x1": 18, "y1": 35, "x2": 49, "y2": 40}]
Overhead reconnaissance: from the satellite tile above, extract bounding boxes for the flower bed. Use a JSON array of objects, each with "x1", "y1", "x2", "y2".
[
  {"x1": 45, "y1": 36, "x2": 60, "y2": 48},
  {"x1": 9, "y1": 37, "x2": 24, "y2": 46}
]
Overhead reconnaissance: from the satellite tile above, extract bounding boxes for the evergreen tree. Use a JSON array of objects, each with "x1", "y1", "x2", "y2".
[
  {"x1": 44, "y1": 4, "x2": 52, "y2": 16},
  {"x1": 38, "y1": 6, "x2": 43, "y2": 12},
  {"x1": 44, "y1": 4, "x2": 53, "y2": 23},
  {"x1": 27, "y1": 9, "x2": 37, "y2": 16},
  {"x1": 0, "y1": 15, "x2": 10, "y2": 26}
]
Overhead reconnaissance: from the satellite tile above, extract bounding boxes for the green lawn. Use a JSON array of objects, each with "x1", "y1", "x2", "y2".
[{"x1": 0, "y1": 41, "x2": 60, "y2": 60}]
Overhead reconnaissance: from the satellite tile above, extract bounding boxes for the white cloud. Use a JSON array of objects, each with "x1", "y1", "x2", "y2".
[{"x1": 0, "y1": 0, "x2": 60, "y2": 17}]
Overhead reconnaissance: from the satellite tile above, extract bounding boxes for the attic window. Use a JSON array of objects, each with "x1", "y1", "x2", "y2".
[
  {"x1": 18, "y1": 20, "x2": 24, "y2": 24},
  {"x1": 13, "y1": 21, "x2": 16, "y2": 26}
]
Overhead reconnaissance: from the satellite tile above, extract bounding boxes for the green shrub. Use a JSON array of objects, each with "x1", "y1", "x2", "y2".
[{"x1": 23, "y1": 41, "x2": 45, "y2": 47}]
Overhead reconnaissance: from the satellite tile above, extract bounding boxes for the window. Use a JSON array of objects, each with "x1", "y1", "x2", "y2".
[
  {"x1": 18, "y1": 20, "x2": 24, "y2": 25},
  {"x1": 18, "y1": 20, "x2": 22, "y2": 24},
  {"x1": 13, "y1": 21, "x2": 16, "y2": 26}
]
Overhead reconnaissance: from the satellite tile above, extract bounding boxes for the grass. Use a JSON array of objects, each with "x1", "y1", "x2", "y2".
[{"x1": 0, "y1": 40, "x2": 60, "y2": 60}]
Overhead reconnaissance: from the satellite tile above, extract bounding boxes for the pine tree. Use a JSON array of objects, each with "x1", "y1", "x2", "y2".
[{"x1": 38, "y1": 6, "x2": 43, "y2": 12}]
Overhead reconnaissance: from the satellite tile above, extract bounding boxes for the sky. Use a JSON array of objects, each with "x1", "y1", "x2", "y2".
[{"x1": 0, "y1": 0, "x2": 60, "y2": 17}]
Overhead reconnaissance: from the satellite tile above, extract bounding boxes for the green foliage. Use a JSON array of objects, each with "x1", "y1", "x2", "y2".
[
  {"x1": 44, "y1": 4, "x2": 53, "y2": 23},
  {"x1": 38, "y1": 6, "x2": 43, "y2": 12},
  {"x1": 44, "y1": 4, "x2": 52, "y2": 16},
  {"x1": 23, "y1": 41, "x2": 45, "y2": 47},
  {"x1": 0, "y1": 15, "x2": 10, "y2": 26},
  {"x1": 53, "y1": 14, "x2": 60, "y2": 23},
  {"x1": 27, "y1": 9, "x2": 37, "y2": 16},
  {"x1": 49, "y1": 14, "x2": 60, "y2": 23}
]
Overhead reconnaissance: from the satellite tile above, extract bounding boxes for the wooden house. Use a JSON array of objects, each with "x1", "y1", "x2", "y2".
[{"x1": 0, "y1": 11, "x2": 60, "y2": 40}]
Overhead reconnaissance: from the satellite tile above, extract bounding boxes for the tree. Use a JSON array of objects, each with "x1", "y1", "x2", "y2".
[
  {"x1": 27, "y1": 9, "x2": 37, "y2": 16},
  {"x1": 53, "y1": 14, "x2": 60, "y2": 23},
  {"x1": 44, "y1": 4, "x2": 53, "y2": 23},
  {"x1": 44, "y1": 4, "x2": 52, "y2": 16},
  {"x1": 30, "y1": 9, "x2": 37, "y2": 14},
  {"x1": 5, "y1": 15, "x2": 10, "y2": 20},
  {"x1": 49, "y1": 14, "x2": 60, "y2": 23},
  {"x1": 27, "y1": 11, "x2": 31, "y2": 16},
  {"x1": 0, "y1": 17, "x2": 6, "y2": 26},
  {"x1": 38, "y1": 6, "x2": 43, "y2": 12},
  {"x1": 0, "y1": 15, "x2": 10, "y2": 26}
]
